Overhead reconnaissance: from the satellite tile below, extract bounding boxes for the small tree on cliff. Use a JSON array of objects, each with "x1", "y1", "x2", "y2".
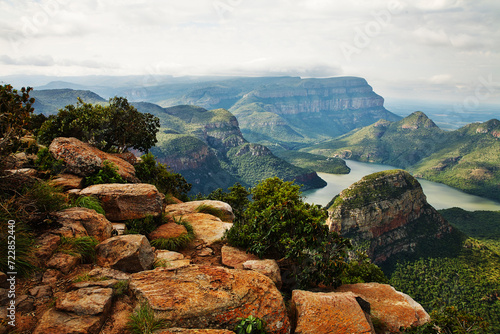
[
  {"x1": 38, "y1": 96, "x2": 160, "y2": 153},
  {"x1": 226, "y1": 177, "x2": 351, "y2": 289}
]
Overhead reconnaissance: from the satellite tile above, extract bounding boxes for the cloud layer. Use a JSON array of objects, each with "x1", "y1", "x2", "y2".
[{"x1": 1, "y1": 0, "x2": 499, "y2": 103}]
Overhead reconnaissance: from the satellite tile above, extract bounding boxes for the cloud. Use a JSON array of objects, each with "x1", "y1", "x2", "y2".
[{"x1": 0, "y1": 55, "x2": 55, "y2": 66}]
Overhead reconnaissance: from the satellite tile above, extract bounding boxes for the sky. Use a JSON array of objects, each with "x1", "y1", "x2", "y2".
[{"x1": 1, "y1": 0, "x2": 500, "y2": 107}]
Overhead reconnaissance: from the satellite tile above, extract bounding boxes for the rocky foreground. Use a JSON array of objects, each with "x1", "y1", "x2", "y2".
[{"x1": 1, "y1": 137, "x2": 431, "y2": 334}]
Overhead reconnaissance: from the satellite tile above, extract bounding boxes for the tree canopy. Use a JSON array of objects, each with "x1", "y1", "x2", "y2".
[{"x1": 38, "y1": 96, "x2": 160, "y2": 153}]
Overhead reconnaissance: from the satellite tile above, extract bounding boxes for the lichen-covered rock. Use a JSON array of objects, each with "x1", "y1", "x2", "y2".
[
  {"x1": 53, "y1": 207, "x2": 113, "y2": 242},
  {"x1": 291, "y1": 290, "x2": 375, "y2": 334},
  {"x1": 49, "y1": 137, "x2": 138, "y2": 182},
  {"x1": 95, "y1": 235, "x2": 154, "y2": 273},
  {"x1": 50, "y1": 173, "x2": 84, "y2": 190},
  {"x1": 46, "y1": 253, "x2": 80, "y2": 274},
  {"x1": 149, "y1": 223, "x2": 188, "y2": 240},
  {"x1": 79, "y1": 183, "x2": 164, "y2": 221},
  {"x1": 129, "y1": 266, "x2": 290, "y2": 334},
  {"x1": 32, "y1": 308, "x2": 105, "y2": 334},
  {"x1": 56, "y1": 287, "x2": 113, "y2": 316},
  {"x1": 327, "y1": 170, "x2": 454, "y2": 264},
  {"x1": 336, "y1": 283, "x2": 430, "y2": 332},
  {"x1": 242, "y1": 259, "x2": 282, "y2": 289},
  {"x1": 165, "y1": 200, "x2": 235, "y2": 222},
  {"x1": 221, "y1": 246, "x2": 259, "y2": 269},
  {"x1": 181, "y1": 213, "x2": 232, "y2": 245}
]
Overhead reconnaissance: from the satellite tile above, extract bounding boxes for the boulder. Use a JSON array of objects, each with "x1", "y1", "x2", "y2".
[
  {"x1": 53, "y1": 207, "x2": 113, "y2": 242},
  {"x1": 98, "y1": 298, "x2": 134, "y2": 334},
  {"x1": 158, "y1": 330, "x2": 236, "y2": 334},
  {"x1": 242, "y1": 259, "x2": 282, "y2": 289},
  {"x1": 130, "y1": 266, "x2": 290, "y2": 334},
  {"x1": 221, "y1": 246, "x2": 259, "y2": 269},
  {"x1": 88, "y1": 267, "x2": 131, "y2": 281},
  {"x1": 29, "y1": 285, "x2": 53, "y2": 299},
  {"x1": 34, "y1": 233, "x2": 61, "y2": 261},
  {"x1": 95, "y1": 235, "x2": 155, "y2": 273},
  {"x1": 52, "y1": 216, "x2": 89, "y2": 239},
  {"x1": 155, "y1": 250, "x2": 185, "y2": 262},
  {"x1": 47, "y1": 252, "x2": 80, "y2": 274},
  {"x1": 336, "y1": 283, "x2": 430, "y2": 332},
  {"x1": 56, "y1": 287, "x2": 113, "y2": 315},
  {"x1": 291, "y1": 290, "x2": 375, "y2": 334},
  {"x1": 50, "y1": 174, "x2": 84, "y2": 190},
  {"x1": 149, "y1": 223, "x2": 188, "y2": 241},
  {"x1": 32, "y1": 308, "x2": 105, "y2": 334},
  {"x1": 49, "y1": 137, "x2": 138, "y2": 182},
  {"x1": 165, "y1": 200, "x2": 235, "y2": 222},
  {"x1": 182, "y1": 213, "x2": 232, "y2": 245},
  {"x1": 79, "y1": 183, "x2": 164, "y2": 221}
]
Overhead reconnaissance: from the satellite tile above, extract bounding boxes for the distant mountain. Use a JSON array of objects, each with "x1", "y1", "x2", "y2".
[
  {"x1": 305, "y1": 112, "x2": 500, "y2": 201},
  {"x1": 31, "y1": 89, "x2": 106, "y2": 115}
]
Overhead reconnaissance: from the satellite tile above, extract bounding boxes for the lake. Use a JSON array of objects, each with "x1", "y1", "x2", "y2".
[{"x1": 303, "y1": 160, "x2": 500, "y2": 211}]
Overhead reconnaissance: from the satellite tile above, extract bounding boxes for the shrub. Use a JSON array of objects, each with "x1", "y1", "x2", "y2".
[
  {"x1": 226, "y1": 177, "x2": 351, "y2": 289},
  {"x1": 113, "y1": 280, "x2": 129, "y2": 297},
  {"x1": 56, "y1": 236, "x2": 99, "y2": 263},
  {"x1": 127, "y1": 302, "x2": 168, "y2": 334},
  {"x1": 135, "y1": 152, "x2": 191, "y2": 200},
  {"x1": 84, "y1": 160, "x2": 126, "y2": 186},
  {"x1": 341, "y1": 244, "x2": 388, "y2": 284},
  {"x1": 194, "y1": 183, "x2": 250, "y2": 221},
  {"x1": 125, "y1": 215, "x2": 160, "y2": 235},
  {"x1": 34, "y1": 147, "x2": 65, "y2": 175},
  {"x1": 235, "y1": 315, "x2": 267, "y2": 334}
]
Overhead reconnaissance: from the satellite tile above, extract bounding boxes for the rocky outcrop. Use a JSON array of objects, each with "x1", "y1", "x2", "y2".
[
  {"x1": 177, "y1": 213, "x2": 232, "y2": 245},
  {"x1": 242, "y1": 260, "x2": 282, "y2": 289},
  {"x1": 49, "y1": 137, "x2": 138, "y2": 182},
  {"x1": 95, "y1": 235, "x2": 155, "y2": 273},
  {"x1": 327, "y1": 170, "x2": 454, "y2": 264},
  {"x1": 79, "y1": 183, "x2": 164, "y2": 221},
  {"x1": 52, "y1": 207, "x2": 113, "y2": 242},
  {"x1": 221, "y1": 246, "x2": 259, "y2": 269},
  {"x1": 149, "y1": 222, "x2": 188, "y2": 240},
  {"x1": 158, "y1": 329, "x2": 236, "y2": 334},
  {"x1": 129, "y1": 266, "x2": 290, "y2": 334},
  {"x1": 165, "y1": 200, "x2": 235, "y2": 222},
  {"x1": 291, "y1": 290, "x2": 375, "y2": 334},
  {"x1": 337, "y1": 283, "x2": 430, "y2": 332}
]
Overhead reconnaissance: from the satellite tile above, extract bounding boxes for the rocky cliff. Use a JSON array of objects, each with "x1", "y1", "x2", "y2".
[{"x1": 327, "y1": 170, "x2": 459, "y2": 268}]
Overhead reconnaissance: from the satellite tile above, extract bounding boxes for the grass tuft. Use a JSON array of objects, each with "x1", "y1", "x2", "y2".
[
  {"x1": 195, "y1": 203, "x2": 226, "y2": 220},
  {"x1": 127, "y1": 302, "x2": 168, "y2": 334},
  {"x1": 56, "y1": 236, "x2": 99, "y2": 263}
]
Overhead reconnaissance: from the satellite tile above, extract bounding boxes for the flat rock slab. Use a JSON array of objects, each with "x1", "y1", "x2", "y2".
[
  {"x1": 49, "y1": 137, "x2": 138, "y2": 182},
  {"x1": 130, "y1": 266, "x2": 290, "y2": 334},
  {"x1": 96, "y1": 235, "x2": 154, "y2": 273},
  {"x1": 80, "y1": 183, "x2": 164, "y2": 221},
  {"x1": 336, "y1": 283, "x2": 430, "y2": 332},
  {"x1": 53, "y1": 207, "x2": 113, "y2": 242},
  {"x1": 221, "y1": 246, "x2": 259, "y2": 269},
  {"x1": 165, "y1": 200, "x2": 235, "y2": 222},
  {"x1": 182, "y1": 213, "x2": 232, "y2": 245},
  {"x1": 292, "y1": 290, "x2": 375, "y2": 334},
  {"x1": 56, "y1": 287, "x2": 113, "y2": 315},
  {"x1": 47, "y1": 252, "x2": 80, "y2": 274},
  {"x1": 32, "y1": 308, "x2": 105, "y2": 334}
]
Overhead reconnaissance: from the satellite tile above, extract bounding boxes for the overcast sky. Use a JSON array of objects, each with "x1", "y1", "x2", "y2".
[{"x1": 1, "y1": 0, "x2": 499, "y2": 105}]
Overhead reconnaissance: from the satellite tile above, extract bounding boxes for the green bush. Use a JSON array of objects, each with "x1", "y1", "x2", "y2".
[
  {"x1": 226, "y1": 177, "x2": 351, "y2": 289},
  {"x1": 34, "y1": 147, "x2": 65, "y2": 175},
  {"x1": 341, "y1": 245, "x2": 388, "y2": 284},
  {"x1": 193, "y1": 182, "x2": 250, "y2": 222},
  {"x1": 135, "y1": 152, "x2": 191, "y2": 200},
  {"x1": 235, "y1": 315, "x2": 267, "y2": 334},
  {"x1": 127, "y1": 302, "x2": 168, "y2": 334},
  {"x1": 0, "y1": 217, "x2": 36, "y2": 277},
  {"x1": 84, "y1": 160, "x2": 126, "y2": 186},
  {"x1": 125, "y1": 215, "x2": 160, "y2": 235}
]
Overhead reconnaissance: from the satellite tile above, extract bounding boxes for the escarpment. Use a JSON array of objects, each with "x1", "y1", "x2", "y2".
[{"x1": 327, "y1": 170, "x2": 457, "y2": 266}]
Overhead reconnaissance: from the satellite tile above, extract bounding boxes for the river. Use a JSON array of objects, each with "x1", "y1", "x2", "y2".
[{"x1": 303, "y1": 160, "x2": 500, "y2": 211}]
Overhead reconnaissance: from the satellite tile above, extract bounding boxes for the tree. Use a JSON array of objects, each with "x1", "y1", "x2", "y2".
[
  {"x1": 38, "y1": 97, "x2": 160, "y2": 153},
  {"x1": 226, "y1": 177, "x2": 351, "y2": 289},
  {"x1": 0, "y1": 84, "x2": 34, "y2": 170}
]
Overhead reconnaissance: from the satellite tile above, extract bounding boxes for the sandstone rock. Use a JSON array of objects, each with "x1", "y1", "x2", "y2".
[
  {"x1": 155, "y1": 259, "x2": 191, "y2": 270},
  {"x1": 182, "y1": 213, "x2": 232, "y2": 245},
  {"x1": 0, "y1": 272, "x2": 7, "y2": 289},
  {"x1": 34, "y1": 233, "x2": 61, "y2": 260},
  {"x1": 50, "y1": 173, "x2": 84, "y2": 190},
  {"x1": 49, "y1": 137, "x2": 138, "y2": 182},
  {"x1": 98, "y1": 298, "x2": 134, "y2": 334},
  {"x1": 291, "y1": 290, "x2": 375, "y2": 334},
  {"x1": 42, "y1": 269, "x2": 63, "y2": 286},
  {"x1": 165, "y1": 200, "x2": 235, "y2": 222},
  {"x1": 29, "y1": 285, "x2": 53, "y2": 299},
  {"x1": 327, "y1": 170, "x2": 454, "y2": 264},
  {"x1": 47, "y1": 252, "x2": 80, "y2": 274},
  {"x1": 53, "y1": 217, "x2": 89, "y2": 239},
  {"x1": 149, "y1": 222, "x2": 188, "y2": 240},
  {"x1": 88, "y1": 267, "x2": 131, "y2": 281},
  {"x1": 79, "y1": 183, "x2": 164, "y2": 221},
  {"x1": 5, "y1": 168, "x2": 37, "y2": 177},
  {"x1": 336, "y1": 283, "x2": 430, "y2": 332},
  {"x1": 198, "y1": 247, "x2": 214, "y2": 257},
  {"x1": 242, "y1": 259, "x2": 282, "y2": 289},
  {"x1": 222, "y1": 246, "x2": 259, "y2": 269},
  {"x1": 15, "y1": 295, "x2": 35, "y2": 313},
  {"x1": 130, "y1": 266, "x2": 290, "y2": 334},
  {"x1": 53, "y1": 207, "x2": 113, "y2": 242},
  {"x1": 32, "y1": 308, "x2": 105, "y2": 334},
  {"x1": 69, "y1": 280, "x2": 119, "y2": 291},
  {"x1": 96, "y1": 235, "x2": 154, "y2": 273},
  {"x1": 112, "y1": 223, "x2": 126, "y2": 235},
  {"x1": 156, "y1": 250, "x2": 185, "y2": 262},
  {"x1": 56, "y1": 287, "x2": 113, "y2": 315},
  {"x1": 158, "y1": 329, "x2": 236, "y2": 334}
]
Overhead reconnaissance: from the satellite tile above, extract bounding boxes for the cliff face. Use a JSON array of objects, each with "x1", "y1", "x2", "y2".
[{"x1": 327, "y1": 170, "x2": 454, "y2": 265}]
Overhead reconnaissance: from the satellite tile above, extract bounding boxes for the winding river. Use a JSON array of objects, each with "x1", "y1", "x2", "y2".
[{"x1": 303, "y1": 160, "x2": 500, "y2": 211}]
